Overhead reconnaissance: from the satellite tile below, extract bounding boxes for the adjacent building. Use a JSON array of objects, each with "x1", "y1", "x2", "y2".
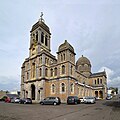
[{"x1": 21, "y1": 15, "x2": 107, "y2": 102}]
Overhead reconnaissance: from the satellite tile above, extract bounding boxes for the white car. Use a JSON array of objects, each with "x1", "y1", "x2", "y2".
[
  {"x1": 84, "y1": 96, "x2": 95, "y2": 104},
  {"x1": 14, "y1": 98, "x2": 20, "y2": 103},
  {"x1": 79, "y1": 97, "x2": 85, "y2": 103}
]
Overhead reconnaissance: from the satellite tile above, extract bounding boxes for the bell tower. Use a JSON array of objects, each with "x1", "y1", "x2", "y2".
[{"x1": 29, "y1": 12, "x2": 51, "y2": 57}]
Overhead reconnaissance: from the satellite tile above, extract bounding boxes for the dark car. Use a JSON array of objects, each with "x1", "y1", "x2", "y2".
[
  {"x1": 40, "y1": 97, "x2": 61, "y2": 105},
  {"x1": 19, "y1": 98, "x2": 32, "y2": 104},
  {"x1": 67, "y1": 96, "x2": 80, "y2": 105}
]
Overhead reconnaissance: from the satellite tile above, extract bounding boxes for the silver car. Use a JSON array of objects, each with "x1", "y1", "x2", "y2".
[{"x1": 84, "y1": 96, "x2": 95, "y2": 104}]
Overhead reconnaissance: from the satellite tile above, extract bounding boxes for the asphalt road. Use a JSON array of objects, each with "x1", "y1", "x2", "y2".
[{"x1": 0, "y1": 99, "x2": 120, "y2": 120}]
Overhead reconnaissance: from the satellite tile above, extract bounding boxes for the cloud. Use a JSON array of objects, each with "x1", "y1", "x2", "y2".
[
  {"x1": 99, "y1": 67, "x2": 120, "y2": 89},
  {"x1": 0, "y1": 76, "x2": 20, "y2": 91}
]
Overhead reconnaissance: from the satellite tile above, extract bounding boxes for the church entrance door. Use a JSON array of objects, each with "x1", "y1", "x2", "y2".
[
  {"x1": 95, "y1": 91, "x2": 98, "y2": 98},
  {"x1": 31, "y1": 84, "x2": 35, "y2": 100},
  {"x1": 99, "y1": 91, "x2": 103, "y2": 99}
]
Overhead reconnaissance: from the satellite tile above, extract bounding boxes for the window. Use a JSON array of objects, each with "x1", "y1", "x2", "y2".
[
  {"x1": 63, "y1": 53, "x2": 65, "y2": 61},
  {"x1": 50, "y1": 69, "x2": 53, "y2": 77},
  {"x1": 61, "y1": 54, "x2": 63, "y2": 61},
  {"x1": 32, "y1": 63, "x2": 35, "y2": 78},
  {"x1": 95, "y1": 80, "x2": 96, "y2": 84},
  {"x1": 36, "y1": 32, "x2": 38, "y2": 41},
  {"x1": 45, "y1": 35, "x2": 48, "y2": 46},
  {"x1": 62, "y1": 65, "x2": 65, "y2": 74},
  {"x1": 45, "y1": 68, "x2": 48, "y2": 77},
  {"x1": 51, "y1": 84, "x2": 55, "y2": 93},
  {"x1": 70, "y1": 54, "x2": 71, "y2": 61},
  {"x1": 45, "y1": 57, "x2": 47, "y2": 64},
  {"x1": 39, "y1": 68, "x2": 42, "y2": 77},
  {"x1": 71, "y1": 65, "x2": 73, "y2": 75},
  {"x1": 70, "y1": 83, "x2": 74, "y2": 93},
  {"x1": 27, "y1": 72, "x2": 29, "y2": 79},
  {"x1": 100, "y1": 79, "x2": 102, "y2": 84},
  {"x1": 97, "y1": 78, "x2": 99, "y2": 84},
  {"x1": 41, "y1": 32, "x2": 44, "y2": 43},
  {"x1": 61, "y1": 83, "x2": 65, "y2": 92},
  {"x1": 54, "y1": 67, "x2": 57, "y2": 76},
  {"x1": 23, "y1": 76, "x2": 24, "y2": 82}
]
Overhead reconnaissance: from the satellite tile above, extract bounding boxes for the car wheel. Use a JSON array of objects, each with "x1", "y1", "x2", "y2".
[
  {"x1": 75, "y1": 102, "x2": 77, "y2": 105},
  {"x1": 53, "y1": 102, "x2": 57, "y2": 106},
  {"x1": 40, "y1": 102, "x2": 44, "y2": 105},
  {"x1": 24, "y1": 102, "x2": 26, "y2": 104}
]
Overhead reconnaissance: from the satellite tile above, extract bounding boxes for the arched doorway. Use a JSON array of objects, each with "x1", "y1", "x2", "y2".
[
  {"x1": 31, "y1": 84, "x2": 35, "y2": 100},
  {"x1": 95, "y1": 91, "x2": 98, "y2": 98},
  {"x1": 99, "y1": 91, "x2": 103, "y2": 99}
]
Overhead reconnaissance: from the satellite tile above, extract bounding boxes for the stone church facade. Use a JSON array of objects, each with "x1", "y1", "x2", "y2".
[{"x1": 21, "y1": 15, "x2": 107, "y2": 102}]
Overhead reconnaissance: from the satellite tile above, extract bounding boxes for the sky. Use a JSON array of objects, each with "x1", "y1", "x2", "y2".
[{"x1": 0, "y1": 0, "x2": 120, "y2": 92}]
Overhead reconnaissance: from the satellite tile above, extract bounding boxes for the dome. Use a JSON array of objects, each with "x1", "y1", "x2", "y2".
[
  {"x1": 76, "y1": 55, "x2": 91, "y2": 74},
  {"x1": 76, "y1": 55, "x2": 91, "y2": 67},
  {"x1": 58, "y1": 40, "x2": 75, "y2": 53}
]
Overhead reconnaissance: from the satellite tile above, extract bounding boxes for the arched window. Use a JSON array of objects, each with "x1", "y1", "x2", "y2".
[
  {"x1": 100, "y1": 79, "x2": 102, "y2": 84},
  {"x1": 51, "y1": 84, "x2": 55, "y2": 93},
  {"x1": 45, "y1": 68, "x2": 48, "y2": 77},
  {"x1": 62, "y1": 65, "x2": 65, "y2": 74},
  {"x1": 39, "y1": 68, "x2": 42, "y2": 77},
  {"x1": 97, "y1": 78, "x2": 99, "y2": 84},
  {"x1": 45, "y1": 57, "x2": 47, "y2": 64},
  {"x1": 70, "y1": 83, "x2": 74, "y2": 93},
  {"x1": 95, "y1": 80, "x2": 96, "y2": 84},
  {"x1": 50, "y1": 69, "x2": 53, "y2": 77},
  {"x1": 41, "y1": 32, "x2": 44, "y2": 43},
  {"x1": 71, "y1": 65, "x2": 73, "y2": 75},
  {"x1": 40, "y1": 57, "x2": 42, "y2": 64},
  {"x1": 32, "y1": 63, "x2": 35, "y2": 78},
  {"x1": 45, "y1": 35, "x2": 48, "y2": 46},
  {"x1": 54, "y1": 67, "x2": 57, "y2": 76},
  {"x1": 70, "y1": 54, "x2": 71, "y2": 61},
  {"x1": 63, "y1": 53, "x2": 65, "y2": 61},
  {"x1": 36, "y1": 32, "x2": 38, "y2": 41},
  {"x1": 61, "y1": 54, "x2": 63, "y2": 61},
  {"x1": 61, "y1": 83, "x2": 65, "y2": 92},
  {"x1": 27, "y1": 72, "x2": 29, "y2": 79}
]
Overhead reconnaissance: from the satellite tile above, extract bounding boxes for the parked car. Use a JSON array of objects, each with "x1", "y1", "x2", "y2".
[
  {"x1": 79, "y1": 97, "x2": 85, "y2": 103},
  {"x1": 40, "y1": 97, "x2": 61, "y2": 105},
  {"x1": 5, "y1": 97, "x2": 11, "y2": 103},
  {"x1": 84, "y1": 96, "x2": 95, "y2": 104},
  {"x1": 106, "y1": 95, "x2": 112, "y2": 100},
  {"x1": 19, "y1": 98, "x2": 32, "y2": 104},
  {"x1": 14, "y1": 98, "x2": 20, "y2": 103},
  {"x1": 67, "y1": 96, "x2": 80, "y2": 105},
  {"x1": 0, "y1": 96, "x2": 7, "y2": 101},
  {"x1": 11, "y1": 97, "x2": 20, "y2": 103}
]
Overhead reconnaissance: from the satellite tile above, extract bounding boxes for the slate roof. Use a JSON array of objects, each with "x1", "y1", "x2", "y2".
[{"x1": 90, "y1": 71, "x2": 106, "y2": 78}]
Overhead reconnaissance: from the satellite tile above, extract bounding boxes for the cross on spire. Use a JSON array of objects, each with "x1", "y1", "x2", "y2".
[{"x1": 39, "y1": 12, "x2": 44, "y2": 22}]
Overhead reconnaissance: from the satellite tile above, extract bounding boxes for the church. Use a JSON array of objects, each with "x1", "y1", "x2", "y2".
[{"x1": 21, "y1": 14, "x2": 107, "y2": 102}]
